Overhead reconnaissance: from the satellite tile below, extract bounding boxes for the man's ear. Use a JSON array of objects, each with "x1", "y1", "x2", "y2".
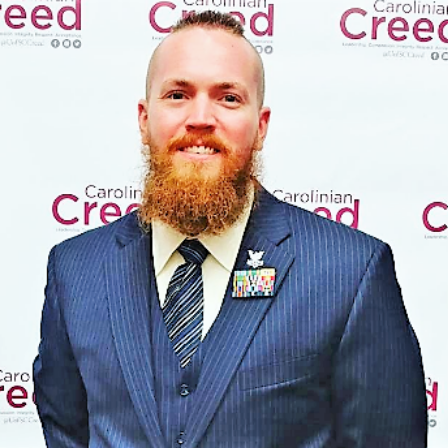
[
  {"x1": 138, "y1": 99, "x2": 149, "y2": 144},
  {"x1": 256, "y1": 106, "x2": 271, "y2": 150}
]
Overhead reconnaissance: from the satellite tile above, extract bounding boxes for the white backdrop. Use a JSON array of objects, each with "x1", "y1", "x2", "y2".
[{"x1": 1, "y1": 0, "x2": 446, "y2": 446}]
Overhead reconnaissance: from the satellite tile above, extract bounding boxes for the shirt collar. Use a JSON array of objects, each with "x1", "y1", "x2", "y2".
[{"x1": 152, "y1": 189, "x2": 253, "y2": 275}]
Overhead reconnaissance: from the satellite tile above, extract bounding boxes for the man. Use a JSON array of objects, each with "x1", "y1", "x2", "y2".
[{"x1": 34, "y1": 10, "x2": 427, "y2": 448}]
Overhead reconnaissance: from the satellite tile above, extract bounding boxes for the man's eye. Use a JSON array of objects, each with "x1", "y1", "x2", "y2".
[
  {"x1": 223, "y1": 94, "x2": 240, "y2": 103},
  {"x1": 167, "y1": 91, "x2": 185, "y2": 100}
]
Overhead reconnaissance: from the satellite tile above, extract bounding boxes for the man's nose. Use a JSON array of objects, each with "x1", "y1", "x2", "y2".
[{"x1": 185, "y1": 96, "x2": 216, "y2": 131}]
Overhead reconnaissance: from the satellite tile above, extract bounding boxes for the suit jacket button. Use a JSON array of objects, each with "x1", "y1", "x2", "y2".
[{"x1": 180, "y1": 384, "x2": 190, "y2": 397}]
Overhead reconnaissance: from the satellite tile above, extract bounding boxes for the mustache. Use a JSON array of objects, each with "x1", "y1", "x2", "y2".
[{"x1": 167, "y1": 133, "x2": 230, "y2": 155}]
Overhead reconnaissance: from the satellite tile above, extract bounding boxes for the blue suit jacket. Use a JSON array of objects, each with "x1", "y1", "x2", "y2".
[{"x1": 33, "y1": 189, "x2": 427, "y2": 447}]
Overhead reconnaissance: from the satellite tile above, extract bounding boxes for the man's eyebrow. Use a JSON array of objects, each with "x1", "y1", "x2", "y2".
[
  {"x1": 214, "y1": 81, "x2": 242, "y2": 90},
  {"x1": 215, "y1": 81, "x2": 248, "y2": 92},
  {"x1": 161, "y1": 79, "x2": 193, "y2": 89}
]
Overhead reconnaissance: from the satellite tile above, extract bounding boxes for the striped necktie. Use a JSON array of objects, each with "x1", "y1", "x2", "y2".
[{"x1": 163, "y1": 239, "x2": 208, "y2": 368}]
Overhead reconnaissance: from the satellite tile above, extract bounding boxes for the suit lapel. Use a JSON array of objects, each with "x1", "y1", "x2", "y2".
[
  {"x1": 187, "y1": 190, "x2": 295, "y2": 447},
  {"x1": 104, "y1": 214, "x2": 165, "y2": 448}
]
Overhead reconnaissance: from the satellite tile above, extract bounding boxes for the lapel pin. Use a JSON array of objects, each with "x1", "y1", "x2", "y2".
[
  {"x1": 246, "y1": 250, "x2": 264, "y2": 268},
  {"x1": 232, "y1": 267, "x2": 276, "y2": 298}
]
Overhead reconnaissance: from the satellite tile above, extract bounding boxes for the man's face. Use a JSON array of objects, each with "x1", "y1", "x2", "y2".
[{"x1": 138, "y1": 27, "x2": 270, "y2": 180}]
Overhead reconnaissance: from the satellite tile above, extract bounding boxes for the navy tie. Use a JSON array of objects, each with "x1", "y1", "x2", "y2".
[{"x1": 163, "y1": 239, "x2": 208, "y2": 368}]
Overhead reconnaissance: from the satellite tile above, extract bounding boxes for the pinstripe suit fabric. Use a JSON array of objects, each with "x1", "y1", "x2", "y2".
[{"x1": 33, "y1": 189, "x2": 427, "y2": 448}]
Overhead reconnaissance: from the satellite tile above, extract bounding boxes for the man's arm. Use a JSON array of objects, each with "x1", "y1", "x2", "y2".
[
  {"x1": 332, "y1": 242, "x2": 427, "y2": 447},
  {"x1": 33, "y1": 247, "x2": 89, "y2": 448}
]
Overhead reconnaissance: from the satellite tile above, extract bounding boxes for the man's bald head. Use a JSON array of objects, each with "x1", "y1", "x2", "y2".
[{"x1": 145, "y1": 10, "x2": 266, "y2": 108}]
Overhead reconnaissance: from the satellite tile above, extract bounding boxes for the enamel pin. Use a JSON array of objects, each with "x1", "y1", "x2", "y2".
[
  {"x1": 232, "y1": 268, "x2": 276, "y2": 298},
  {"x1": 246, "y1": 250, "x2": 264, "y2": 268}
]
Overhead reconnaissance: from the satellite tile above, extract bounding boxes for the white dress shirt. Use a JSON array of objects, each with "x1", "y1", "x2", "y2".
[{"x1": 152, "y1": 197, "x2": 253, "y2": 339}]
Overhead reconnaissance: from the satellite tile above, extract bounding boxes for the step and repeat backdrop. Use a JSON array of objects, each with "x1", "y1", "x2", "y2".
[{"x1": 0, "y1": 0, "x2": 446, "y2": 446}]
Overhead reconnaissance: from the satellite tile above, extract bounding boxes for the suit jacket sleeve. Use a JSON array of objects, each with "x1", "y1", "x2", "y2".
[
  {"x1": 332, "y1": 242, "x2": 427, "y2": 447},
  {"x1": 33, "y1": 247, "x2": 89, "y2": 448}
]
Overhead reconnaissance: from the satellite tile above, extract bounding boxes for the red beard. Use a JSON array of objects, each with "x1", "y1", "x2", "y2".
[{"x1": 138, "y1": 132, "x2": 261, "y2": 237}]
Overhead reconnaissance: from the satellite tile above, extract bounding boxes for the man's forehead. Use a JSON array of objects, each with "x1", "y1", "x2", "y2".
[
  {"x1": 146, "y1": 26, "x2": 264, "y2": 105},
  {"x1": 149, "y1": 27, "x2": 258, "y2": 80},
  {"x1": 158, "y1": 26, "x2": 249, "y2": 54}
]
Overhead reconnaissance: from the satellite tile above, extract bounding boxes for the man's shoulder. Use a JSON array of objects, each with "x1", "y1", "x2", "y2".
[
  {"x1": 261, "y1": 190, "x2": 385, "y2": 255},
  {"x1": 51, "y1": 212, "x2": 141, "y2": 260}
]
